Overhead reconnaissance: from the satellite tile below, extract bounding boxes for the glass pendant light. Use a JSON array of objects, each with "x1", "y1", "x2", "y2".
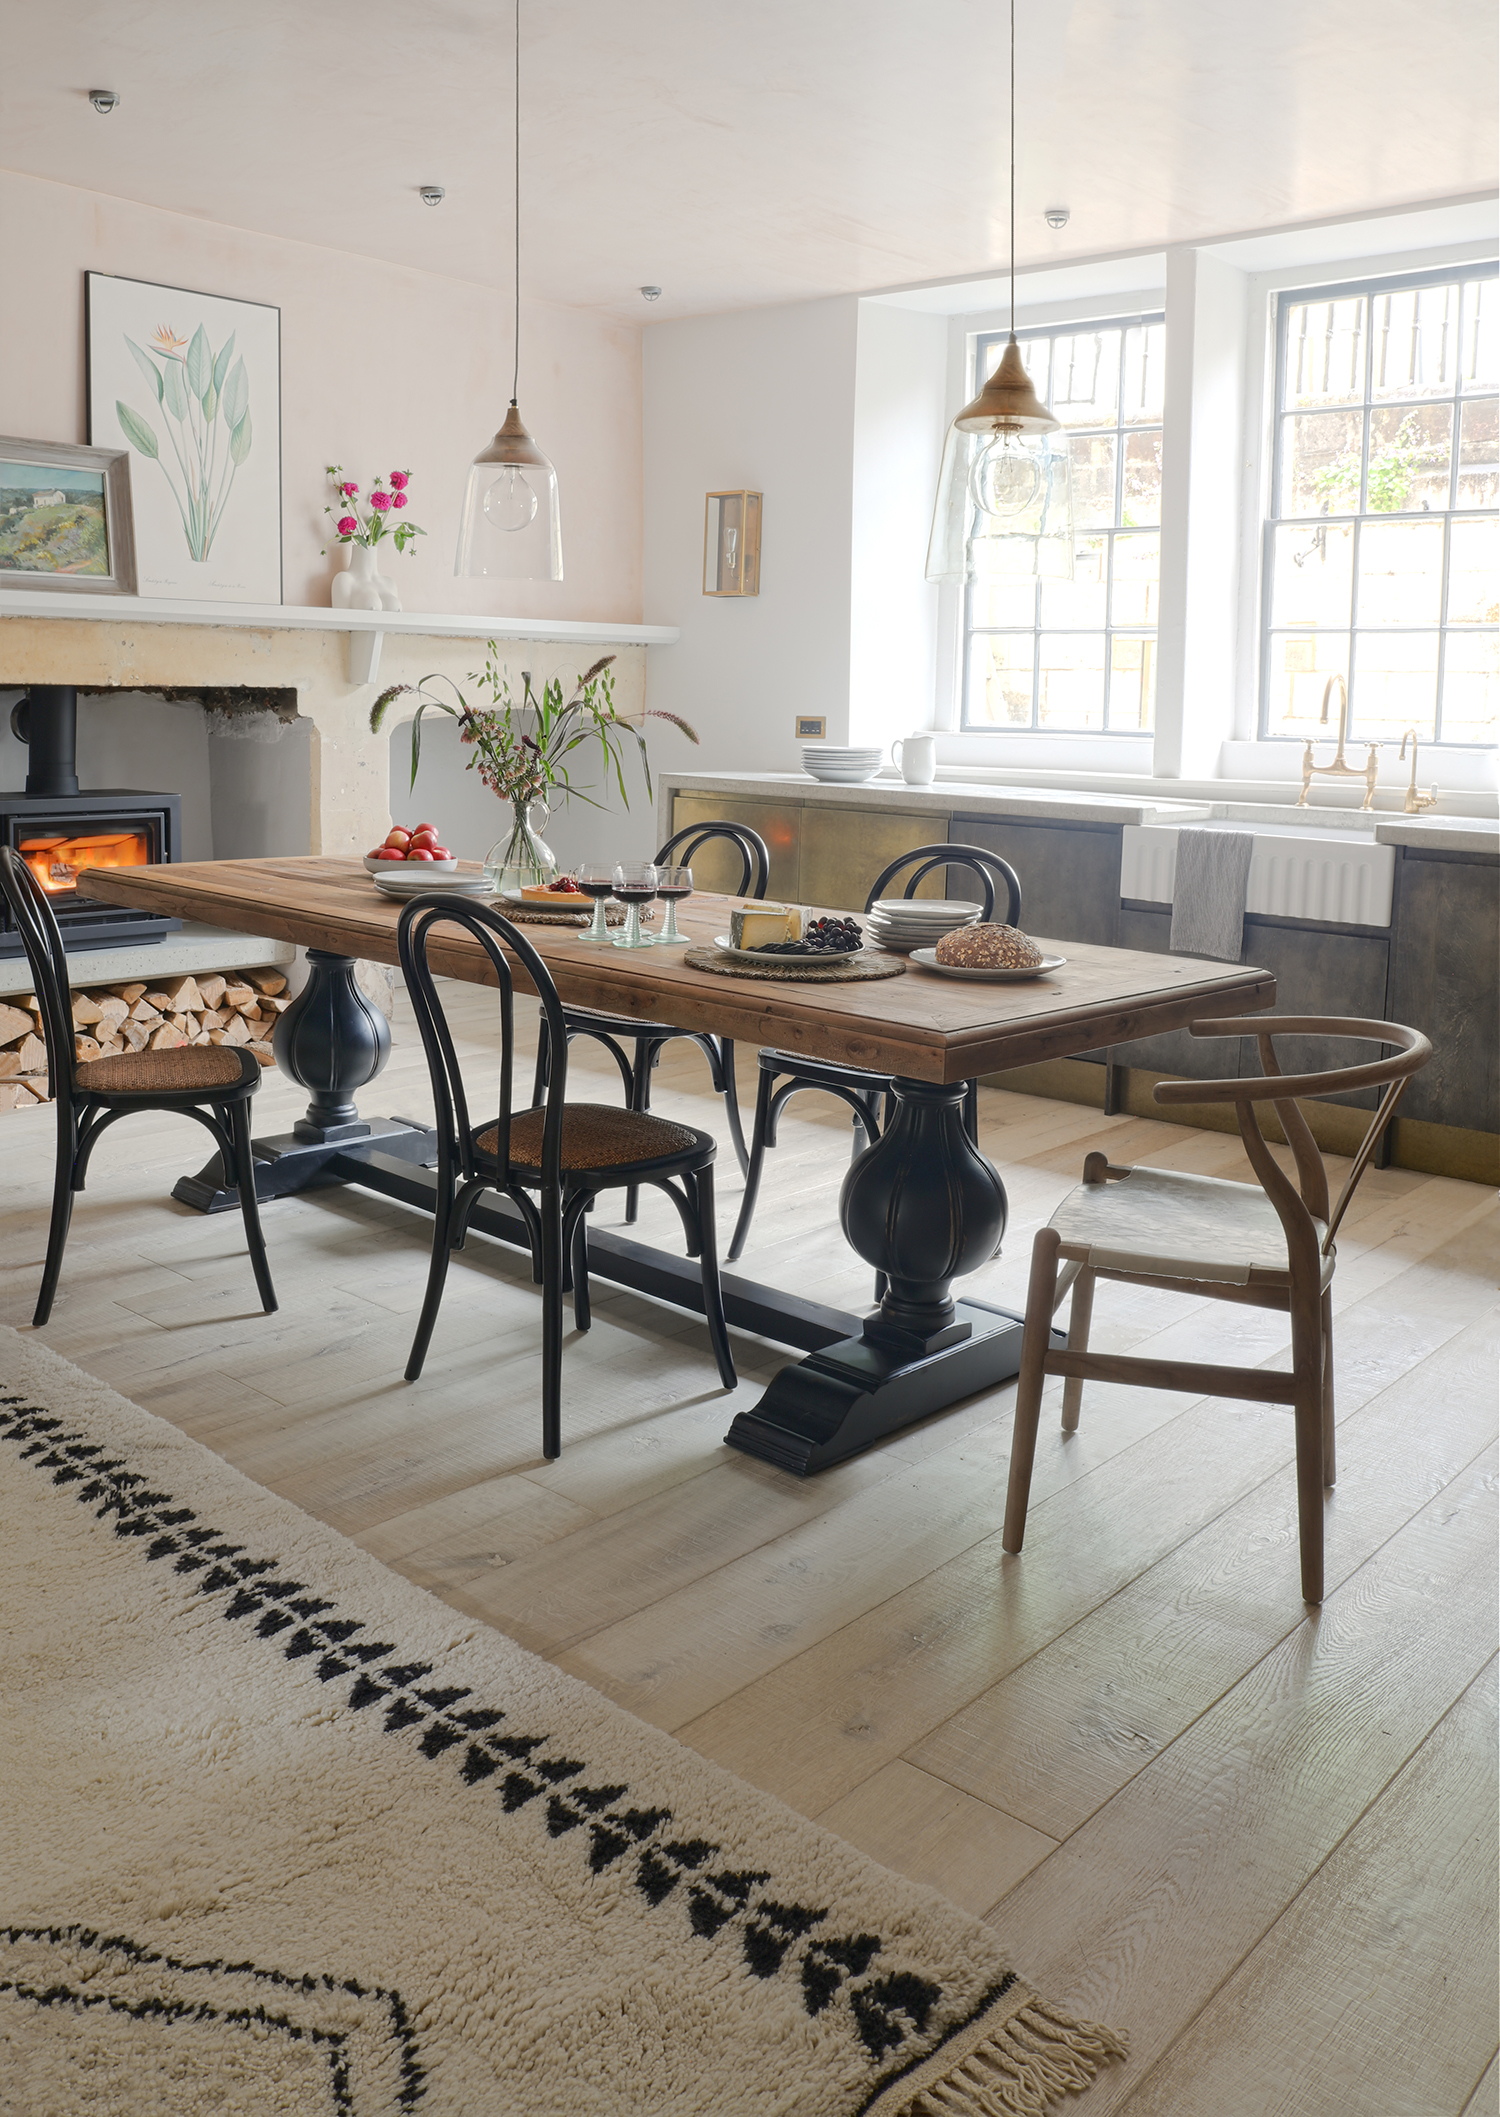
[
  {"x1": 455, "y1": 0, "x2": 563, "y2": 580},
  {"x1": 926, "y1": 0, "x2": 1073, "y2": 584}
]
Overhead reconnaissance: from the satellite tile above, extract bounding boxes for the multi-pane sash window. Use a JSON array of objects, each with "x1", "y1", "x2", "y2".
[
  {"x1": 1263, "y1": 265, "x2": 1498, "y2": 745},
  {"x1": 963, "y1": 315, "x2": 1165, "y2": 733}
]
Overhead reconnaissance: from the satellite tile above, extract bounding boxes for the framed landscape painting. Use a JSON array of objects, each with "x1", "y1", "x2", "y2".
[
  {"x1": 86, "y1": 271, "x2": 282, "y2": 604},
  {"x1": 0, "y1": 437, "x2": 136, "y2": 595}
]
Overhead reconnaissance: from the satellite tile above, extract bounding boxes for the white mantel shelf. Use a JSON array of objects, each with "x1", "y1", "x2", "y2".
[{"x1": 0, "y1": 591, "x2": 679, "y2": 686}]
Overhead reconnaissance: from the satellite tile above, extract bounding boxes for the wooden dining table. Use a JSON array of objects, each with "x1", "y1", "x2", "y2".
[{"x1": 79, "y1": 856, "x2": 1277, "y2": 1470}]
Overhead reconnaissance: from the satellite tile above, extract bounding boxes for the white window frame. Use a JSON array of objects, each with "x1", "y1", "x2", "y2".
[
  {"x1": 1259, "y1": 259, "x2": 1498, "y2": 749},
  {"x1": 962, "y1": 312, "x2": 1165, "y2": 739}
]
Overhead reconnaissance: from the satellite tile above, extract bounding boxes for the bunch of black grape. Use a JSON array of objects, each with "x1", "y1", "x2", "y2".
[{"x1": 753, "y1": 915, "x2": 863, "y2": 957}]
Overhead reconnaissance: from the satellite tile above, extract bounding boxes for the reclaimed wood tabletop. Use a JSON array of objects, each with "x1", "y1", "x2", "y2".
[{"x1": 80, "y1": 856, "x2": 1277, "y2": 1083}]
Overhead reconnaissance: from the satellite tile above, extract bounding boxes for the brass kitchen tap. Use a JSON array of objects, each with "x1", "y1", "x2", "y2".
[
  {"x1": 1298, "y1": 675, "x2": 1380, "y2": 810},
  {"x1": 1398, "y1": 729, "x2": 1438, "y2": 814}
]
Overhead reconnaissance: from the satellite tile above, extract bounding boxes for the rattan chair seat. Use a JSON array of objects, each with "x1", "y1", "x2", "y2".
[
  {"x1": 77, "y1": 1046, "x2": 256, "y2": 1096},
  {"x1": 476, "y1": 1102, "x2": 704, "y2": 1174}
]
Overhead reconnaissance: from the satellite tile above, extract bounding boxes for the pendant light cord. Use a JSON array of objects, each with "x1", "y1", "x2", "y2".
[
  {"x1": 512, "y1": 0, "x2": 521, "y2": 407},
  {"x1": 1009, "y1": 0, "x2": 1016, "y2": 338}
]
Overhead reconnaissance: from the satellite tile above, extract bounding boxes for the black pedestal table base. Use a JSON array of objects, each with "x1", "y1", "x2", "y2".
[{"x1": 168, "y1": 974, "x2": 1046, "y2": 1466}]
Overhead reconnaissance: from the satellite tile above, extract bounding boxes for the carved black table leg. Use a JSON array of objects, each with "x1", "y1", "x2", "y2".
[
  {"x1": 173, "y1": 951, "x2": 421, "y2": 1211},
  {"x1": 726, "y1": 1076, "x2": 1057, "y2": 1472}
]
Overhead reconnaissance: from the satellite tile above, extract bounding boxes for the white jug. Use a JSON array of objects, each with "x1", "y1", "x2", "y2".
[{"x1": 891, "y1": 732, "x2": 937, "y2": 786}]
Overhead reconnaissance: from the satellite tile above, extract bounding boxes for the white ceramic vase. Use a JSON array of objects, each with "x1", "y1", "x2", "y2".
[{"x1": 332, "y1": 541, "x2": 401, "y2": 612}]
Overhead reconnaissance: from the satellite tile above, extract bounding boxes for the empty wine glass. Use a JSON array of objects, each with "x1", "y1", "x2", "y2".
[
  {"x1": 575, "y1": 860, "x2": 616, "y2": 944},
  {"x1": 653, "y1": 865, "x2": 692, "y2": 945},
  {"x1": 611, "y1": 860, "x2": 658, "y2": 949}
]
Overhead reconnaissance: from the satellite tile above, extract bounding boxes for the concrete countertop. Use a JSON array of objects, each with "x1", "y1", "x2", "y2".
[
  {"x1": 663, "y1": 771, "x2": 1499, "y2": 855},
  {"x1": 661, "y1": 770, "x2": 1211, "y2": 829}
]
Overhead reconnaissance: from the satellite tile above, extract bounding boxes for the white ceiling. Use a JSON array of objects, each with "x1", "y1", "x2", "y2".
[{"x1": 2, "y1": 0, "x2": 1496, "y2": 320}]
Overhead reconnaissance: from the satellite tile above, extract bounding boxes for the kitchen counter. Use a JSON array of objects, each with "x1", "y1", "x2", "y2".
[{"x1": 657, "y1": 770, "x2": 1211, "y2": 835}]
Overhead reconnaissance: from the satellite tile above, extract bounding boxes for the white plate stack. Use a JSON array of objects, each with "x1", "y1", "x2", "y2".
[
  {"x1": 801, "y1": 744, "x2": 885, "y2": 784},
  {"x1": 863, "y1": 898, "x2": 983, "y2": 954}
]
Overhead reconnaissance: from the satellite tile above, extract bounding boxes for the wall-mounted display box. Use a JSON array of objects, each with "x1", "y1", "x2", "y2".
[{"x1": 703, "y1": 490, "x2": 761, "y2": 596}]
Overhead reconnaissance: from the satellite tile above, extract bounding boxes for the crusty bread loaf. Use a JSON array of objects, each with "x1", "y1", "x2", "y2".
[{"x1": 934, "y1": 922, "x2": 1044, "y2": 969}]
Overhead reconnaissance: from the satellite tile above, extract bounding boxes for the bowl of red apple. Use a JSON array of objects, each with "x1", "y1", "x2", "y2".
[{"x1": 364, "y1": 822, "x2": 457, "y2": 874}]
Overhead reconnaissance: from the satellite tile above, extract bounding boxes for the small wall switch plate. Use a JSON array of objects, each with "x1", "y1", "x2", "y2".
[{"x1": 796, "y1": 715, "x2": 827, "y2": 740}]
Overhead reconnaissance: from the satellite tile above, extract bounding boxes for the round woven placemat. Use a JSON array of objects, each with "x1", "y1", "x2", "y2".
[{"x1": 682, "y1": 945, "x2": 905, "y2": 984}]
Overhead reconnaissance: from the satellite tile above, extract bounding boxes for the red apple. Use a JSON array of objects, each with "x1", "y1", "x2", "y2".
[
  {"x1": 374, "y1": 847, "x2": 404, "y2": 861},
  {"x1": 409, "y1": 846, "x2": 435, "y2": 860},
  {"x1": 429, "y1": 847, "x2": 452, "y2": 860},
  {"x1": 408, "y1": 829, "x2": 439, "y2": 849},
  {"x1": 383, "y1": 828, "x2": 411, "y2": 850},
  {"x1": 413, "y1": 822, "x2": 437, "y2": 835}
]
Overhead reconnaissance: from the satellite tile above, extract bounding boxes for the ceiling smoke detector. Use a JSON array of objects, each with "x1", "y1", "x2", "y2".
[
  {"x1": 89, "y1": 88, "x2": 120, "y2": 114},
  {"x1": 420, "y1": 185, "x2": 445, "y2": 206},
  {"x1": 640, "y1": 285, "x2": 662, "y2": 302},
  {"x1": 1044, "y1": 206, "x2": 1070, "y2": 231}
]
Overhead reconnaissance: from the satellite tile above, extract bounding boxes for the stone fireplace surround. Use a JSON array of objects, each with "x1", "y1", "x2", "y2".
[{"x1": 1, "y1": 610, "x2": 653, "y2": 1006}]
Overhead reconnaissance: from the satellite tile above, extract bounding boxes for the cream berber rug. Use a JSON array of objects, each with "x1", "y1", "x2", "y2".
[{"x1": 0, "y1": 1327, "x2": 1125, "y2": 2115}]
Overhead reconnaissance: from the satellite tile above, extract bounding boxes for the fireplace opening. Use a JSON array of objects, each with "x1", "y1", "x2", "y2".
[{"x1": 3, "y1": 687, "x2": 181, "y2": 959}]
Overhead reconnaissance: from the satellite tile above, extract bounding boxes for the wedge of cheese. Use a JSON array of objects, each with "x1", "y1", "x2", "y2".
[{"x1": 729, "y1": 903, "x2": 803, "y2": 949}]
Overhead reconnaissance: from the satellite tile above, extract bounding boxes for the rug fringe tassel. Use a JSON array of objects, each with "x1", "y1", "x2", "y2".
[{"x1": 899, "y1": 1999, "x2": 1130, "y2": 2117}]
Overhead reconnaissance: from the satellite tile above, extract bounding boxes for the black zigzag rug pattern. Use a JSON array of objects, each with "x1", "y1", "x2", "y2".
[
  {"x1": 0, "y1": 1351, "x2": 1126, "y2": 2117},
  {"x1": 0, "y1": 1924, "x2": 423, "y2": 2113}
]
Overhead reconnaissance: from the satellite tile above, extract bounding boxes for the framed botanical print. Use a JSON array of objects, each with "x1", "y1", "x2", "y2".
[
  {"x1": 86, "y1": 271, "x2": 282, "y2": 604},
  {"x1": 0, "y1": 437, "x2": 137, "y2": 594}
]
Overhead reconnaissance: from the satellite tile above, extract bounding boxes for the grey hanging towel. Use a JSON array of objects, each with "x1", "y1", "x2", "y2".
[{"x1": 1169, "y1": 828, "x2": 1254, "y2": 960}]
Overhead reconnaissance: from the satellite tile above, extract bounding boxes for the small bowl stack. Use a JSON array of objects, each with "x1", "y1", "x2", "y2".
[
  {"x1": 864, "y1": 898, "x2": 983, "y2": 955},
  {"x1": 801, "y1": 744, "x2": 884, "y2": 784}
]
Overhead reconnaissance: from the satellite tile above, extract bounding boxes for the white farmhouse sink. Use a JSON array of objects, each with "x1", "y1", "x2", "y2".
[{"x1": 1121, "y1": 819, "x2": 1395, "y2": 928}]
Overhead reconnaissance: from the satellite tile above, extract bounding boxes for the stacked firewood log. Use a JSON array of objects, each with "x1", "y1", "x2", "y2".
[{"x1": 0, "y1": 966, "x2": 290, "y2": 1112}]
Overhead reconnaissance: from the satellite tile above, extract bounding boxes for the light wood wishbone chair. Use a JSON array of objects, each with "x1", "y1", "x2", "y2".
[{"x1": 1002, "y1": 1014, "x2": 1433, "y2": 1604}]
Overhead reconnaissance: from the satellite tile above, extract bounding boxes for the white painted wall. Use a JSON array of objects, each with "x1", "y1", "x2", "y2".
[
  {"x1": 848, "y1": 302, "x2": 947, "y2": 755},
  {"x1": 1153, "y1": 247, "x2": 1248, "y2": 779},
  {"x1": 207, "y1": 711, "x2": 312, "y2": 860},
  {"x1": 0, "y1": 167, "x2": 644, "y2": 625},
  {"x1": 643, "y1": 296, "x2": 859, "y2": 774}
]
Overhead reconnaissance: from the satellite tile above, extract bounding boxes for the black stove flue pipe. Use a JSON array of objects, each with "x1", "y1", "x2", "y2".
[{"x1": 9, "y1": 685, "x2": 80, "y2": 798}]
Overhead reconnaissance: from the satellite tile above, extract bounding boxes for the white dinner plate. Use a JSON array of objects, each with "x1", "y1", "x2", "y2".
[
  {"x1": 713, "y1": 933, "x2": 864, "y2": 963},
  {"x1": 364, "y1": 853, "x2": 458, "y2": 875},
  {"x1": 909, "y1": 946, "x2": 1066, "y2": 981},
  {"x1": 868, "y1": 899, "x2": 983, "y2": 920},
  {"x1": 371, "y1": 870, "x2": 496, "y2": 899}
]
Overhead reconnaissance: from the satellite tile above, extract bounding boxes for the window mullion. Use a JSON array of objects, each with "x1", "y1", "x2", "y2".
[{"x1": 1435, "y1": 522, "x2": 1454, "y2": 742}]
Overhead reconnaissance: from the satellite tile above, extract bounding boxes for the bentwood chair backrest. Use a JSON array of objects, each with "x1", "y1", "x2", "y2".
[
  {"x1": 397, "y1": 896, "x2": 572, "y2": 1194},
  {"x1": 864, "y1": 843, "x2": 1024, "y2": 925},
  {"x1": 653, "y1": 822, "x2": 771, "y2": 900},
  {"x1": 0, "y1": 845, "x2": 76, "y2": 1108},
  {"x1": 1156, "y1": 1015, "x2": 1434, "y2": 1257}
]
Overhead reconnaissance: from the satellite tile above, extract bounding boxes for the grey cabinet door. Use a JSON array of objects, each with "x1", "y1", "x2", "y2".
[
  {"x1": 1110, "y1": 911, "x2": 1389, "y2": 1094},
  {"x1": 1387, "y1": 850, "x2": 1500, "y2": 1133},
  {"x1": 953, "y1": 820, "x2": 1123, "y2": 946}
]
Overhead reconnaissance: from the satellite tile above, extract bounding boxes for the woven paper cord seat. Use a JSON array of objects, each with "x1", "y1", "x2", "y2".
[
  {"x1": 77, "y1": 1047, "x2": 256, "y2": 1096},
  {"x1": 1050, "y1": 1164, "x2": 1331, "y2": 1286},
  {"x1": 477, "y1": 1103, "x2": 701, "y2": 1173}
]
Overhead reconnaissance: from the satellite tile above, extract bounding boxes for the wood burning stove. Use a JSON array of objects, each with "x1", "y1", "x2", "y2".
[{"x1": 3, "y1": 686, "x2": 182, "y2": 958}]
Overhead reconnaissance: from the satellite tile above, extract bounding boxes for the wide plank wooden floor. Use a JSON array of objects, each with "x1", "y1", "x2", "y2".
[{"x1": 3, "y1": 977, "x2": 1496, "y2": 2113}]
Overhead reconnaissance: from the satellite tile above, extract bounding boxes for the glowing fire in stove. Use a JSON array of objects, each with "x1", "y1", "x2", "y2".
[{"x1": 19, "y1": 829, "x2": 151, "y2": 894}]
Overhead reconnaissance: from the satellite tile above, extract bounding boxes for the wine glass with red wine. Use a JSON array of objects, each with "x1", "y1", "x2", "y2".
[
  {"x1": 653, "y1": 865, "x2": 692, "y2": 945},
  {"x1": 576, "y1": 861, "x2": 616, "y2": 944},
  {"x1": 611, "y1": 861, "x2": 658, "y2": 950}
]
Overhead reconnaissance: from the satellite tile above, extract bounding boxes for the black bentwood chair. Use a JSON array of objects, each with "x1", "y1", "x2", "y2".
[
  {"x1": 531, "y1": 821, "x2": 771, "y2": 1221},
  {"x1": 397, "y1": 895, "x2": 737, "y2": 1459},
  {"x1": 727, "y1": 843, "x2": 1023, "y2": 1268},
  {"x1": 0, "y1": 845, "x2": 276, "y2": 1327}
]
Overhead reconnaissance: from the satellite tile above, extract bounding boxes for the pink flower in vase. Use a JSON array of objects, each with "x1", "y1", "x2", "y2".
[
  {"x1": 389, "y1": 471, "x2": 410, "y2": 490},
  {"x1": 392, "y1": 492, "x2": 407, "y2": 508},
  {"x1": 369, "y1": 490, "x2": 392, "y2": 512},
  {"x1": 341, "y1": 482, "x2": 359, "y2": 497},
  {"x1": 336, "y1": 515, "x2": 358, "y2": 536}
]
